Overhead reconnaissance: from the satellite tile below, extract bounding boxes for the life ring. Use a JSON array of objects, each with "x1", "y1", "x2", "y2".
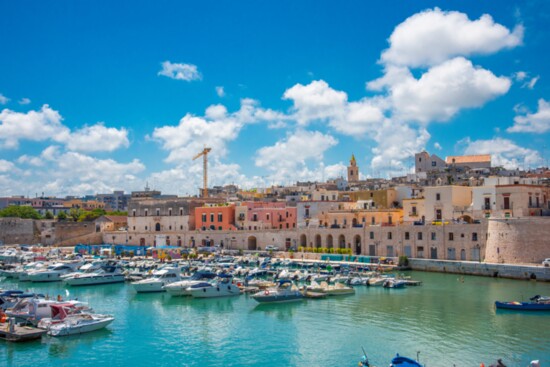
[{"x1": 264, "y1": 290, "x2": 270, "y2": 295}]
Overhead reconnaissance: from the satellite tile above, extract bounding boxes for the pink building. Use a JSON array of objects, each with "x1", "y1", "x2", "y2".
[{"x1": 236, "y1": 201, "x2": 297, "y2": 230}]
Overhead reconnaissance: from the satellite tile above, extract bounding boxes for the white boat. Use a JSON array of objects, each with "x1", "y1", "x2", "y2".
[
  {"x1": 38, "y1": 303, "x2": 114, "y2": 337},
  {"x1": 17, "y1": 262, "x2": 48, "y2": 281},
  {"x1": 164, "y1": 279, "x2": 208, "y2": 296},
  {"x1": 65, "y1": 264, "x2": 126, "y2": 286},
  {"x1": 189, "y1": 279, "x2": 241, "y2": 298},
  {"x1": 7, "y1": 297, "x2": 91, "y2": 326},
  {"x1": 251, "y1": 280, "x2": 304, "y2": 304},
  {"x1": 60, "y1": 261, "x2": 104, "y2": 280},
  {"x1": 132, "y1": 267, "x2": 182, "y2": 293},
  {"x1": 319, "y1": 281, "x2": 355, "y2": 296},
  {"x1": 28, "y1": 262, "x2": 83, "y2": 282}
]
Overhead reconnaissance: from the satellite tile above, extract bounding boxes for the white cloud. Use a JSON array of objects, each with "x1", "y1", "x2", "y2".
[
  {"x1": 0, "y1": 105, "x2": 70, "y2": 149},
  {"x1": 514, "y1": 71, "x2": 527, "y2": 81},
  {"x1": 462, "y1": 137, "x2": 541, "y2": 169},
  {"x1": 66, "y1": 124, "x2": 130, "y2": 152},
  {"x1": 0, "y1": 94, "x2": 9, "y2": 105},
  {"x1": 369, "y1": 57, "x2": 510, "y2": 123},
  {"x1": 158, "y1": 61, "x2": 202, "y2": 81},
  {"x1": 255, "y1": 130, "x2": 338, "y2": 182},
  {"x1": 381, "y1": 8, "x2": 523, "y2": 67},
  {"x1": 152, "y1": 99, "x2": 286, "y2": 164},
  {"x1": 0, "y1": 159, "x2": 14, "y2": 173},
  {"x1": 523, "y1": 76, "x2": 539, "y2": 89},
  {"x1": 18, "y1": 98, "x2": 31, "y2": 105},
  {"x1": 507, "y1": 99, "x2": 550, "y2": 133},
  {"x1": 434, "y1": 142, "x2": 442, "y2": 150},
  {"x1": 215, "y1": 86, "x2": 225, "y2": 97}
]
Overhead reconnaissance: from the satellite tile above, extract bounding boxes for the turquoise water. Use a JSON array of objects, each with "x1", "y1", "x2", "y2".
[{"x1": 1, "y1": 272, "x2": 550, "y2": 367}]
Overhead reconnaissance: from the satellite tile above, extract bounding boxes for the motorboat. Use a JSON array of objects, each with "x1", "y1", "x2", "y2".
[
  {"x1": 319, "y1": 281, "x2": 355, "y2": 296},
  {"x1": 38, "y1": 303, "x2": 114, "y2": 337},
  {"x1": 16, "y1": 262, "x2": 48, "y2": 281},
  {"x1": 132, "y1": 267, "x2": 182, "y2": 293},
  {"x1": 251, "y1": 280, "x2": 304, "y2": 304},
  {"x1": 163, "y1": 270, "x2": 217, "y2": 296},
  {"x1": 65, "y1": 264, "x2": 126, "y2": 286},
  {"x1": 60, "y1": 261, "x2": 104, "y2": 280},
  {"x1": 6, "y1": 297, "x2": 91, "y2": 326},
  {"x1": 359, "y1": 352, "x2": 423, "y2": 367},
  {"x1": 383, "y1": 279, "x2": 407, "y2": 289},
  {"x1": 495, "y1": 295, "x2": 550, "y2": 311},
  {"x1": 367, "y1": 277, "x2": 386, "y2": 287},
  {"x1": 27, "y1": 262, "x2": 83, "y2": 282},
  {"x1": 188, "y1": 278, "x2": 241, "y2": 298}
]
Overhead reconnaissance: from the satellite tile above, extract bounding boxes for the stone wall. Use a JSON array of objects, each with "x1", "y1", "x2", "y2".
[
  {"x1": 485, "y1": 217, "x2": 550, "y2": 264},
  {"x1": 0, "y1": 218, "x2": 40, "y2": 245},
  {"x1": 55, "y1": 221, "x2": 98, "y2": 245}
]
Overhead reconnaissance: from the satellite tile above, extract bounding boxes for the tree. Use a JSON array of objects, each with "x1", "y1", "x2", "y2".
[
  {"x1": 69, "y1": 208, "x2": 82, "y2": 222},
  {"x1": 57, "y1": 211, "x2": 67, "y2": 221},
  {"x1": 78, "y1": 208, "x2": 106, "y2": 222},
  {"x1": 44, "y1": 211, "x2": 54, "y2": 219},
  {"x1": 0, "y1": 205, "x2": 42, "y2": 219}
]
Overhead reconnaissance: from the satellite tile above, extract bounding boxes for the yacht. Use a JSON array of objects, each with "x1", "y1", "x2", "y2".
[
  {"x1": 132, "y1": 267, "x2": 182, "y2": 293},
  {"x1": 251, "y1": 280, "x2": 304, "y2": 304},
  {"x1": 163, "y1": 270, "x2": 217, "y2": 296},
  {"x1": 65, "y1": 264, "x2": 126, "y2": 286},
  {"x1": 28, "y1": 262, "x2": 83, "y2": 282},
  {"x1": 38, "y1": 303, "x2": 114, "y2": 337},
  {"x1": 319, "y1": 281, "x2": 355, "y2": 296},
  {"x1": 189, "y1": 278, "x2": 241, "y2": 298}
]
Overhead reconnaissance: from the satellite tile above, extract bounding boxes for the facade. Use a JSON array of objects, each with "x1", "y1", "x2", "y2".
[
  {"x1": 402, "y1": 198, "x2": 426, "y2": 223},
  {"x1": 96, "y1": 191, "x2": 131, "y2": 211},
  {"x1": 494, "y1": 185, "x2": 549, "y2": 218},
  {"x1": 415, "y1": 151, "x2": 446, "y2": 173},
  {"x1": 339, "y1": 189, "x2": 398, "y2": 209},
  {"x1": 195, "y1": 204, "x2": 236, "y2": 231},
  {"x1": 296, "y1": 201, "x2": 348, "y2": 228},
  {"x1": 311, "y1": 188, "x2": 339, "y2": 201},
  {"x1": 423, "y1": 185, "x2": 473, "y2": 222},
  {"x1": 236, "y1": 201, "x2": 297, "y2": 230},
  {"x1": 445, "y1": 154, "x2": 491, "y2": 170},
  {"x1": 319, "y1": 208, "x2": 403, "y2": 229}
]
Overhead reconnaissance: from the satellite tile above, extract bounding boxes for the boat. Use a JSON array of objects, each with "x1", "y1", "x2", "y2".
[
  {"x1": 358, "y1": 351, "x2": 423, "y2": 367},
  {"x1": 37, "y1": 303, "x2": 114, "y2": 337},
  {"x1": 251, "y1": 280, "x2": 304, "y2": 304},
  {"x1": 383, "y1": 279, "x2": 407, "y2": 289},
  {"x1": 163, "y1": 271, "x2": 218, "y2": 296},
  {"x1": 495, "y1": 295, "x2": 550, "y2": 311},
  {"x1": 131, "y1": 267, "x2": 182, "y2": 293},
  {"x1": 64, "y1": 264, "x2": 126, "y2": 286},
  {"x1": 188, "y1": 278, "x2": 241, "y2": 298},
  {"x1": 6, "y1": 297, "x2": 91, "y2": 326},
  {"x1": 27, "y1": 262, "x2": 83, "y2": 282},
  {"x1": 319, "y1": 281, "x2": 355, "y2": 296}
]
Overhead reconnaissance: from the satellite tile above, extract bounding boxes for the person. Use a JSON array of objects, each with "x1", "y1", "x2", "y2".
[{"x1": 57, "y1": 294, "x2": 63, "y2": 302}]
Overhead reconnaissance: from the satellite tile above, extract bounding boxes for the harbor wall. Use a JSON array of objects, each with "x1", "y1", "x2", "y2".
[
  {"x1": 0, "y1": 218, "x2": 40, "y2": 245},
  {"x1": 485, "y1": 217, "x2": 550, "y2": 264},
  {"x1": 409, "y1": 258, "x2": 550, "y2": 281}
]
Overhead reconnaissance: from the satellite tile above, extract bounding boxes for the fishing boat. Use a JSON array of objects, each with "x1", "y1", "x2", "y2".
[
  {"x1": 38, "y1": 303, "x2": 114, "y2": 337},
  {"x1": 251, "y1": 280, "x2": 304, "y2": 304},
  {"x1": 495, "y1": 295, "x2": 550, "y2": 311}
]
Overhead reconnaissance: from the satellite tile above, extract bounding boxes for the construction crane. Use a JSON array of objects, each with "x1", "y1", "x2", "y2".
[{"x1": 193, "y1": 147, "x2": 212, "y2": 197}]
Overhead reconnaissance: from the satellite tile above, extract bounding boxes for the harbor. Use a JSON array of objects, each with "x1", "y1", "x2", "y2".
[{"x1": 1, "y1": 254, "x2": 549, "y2": 366}]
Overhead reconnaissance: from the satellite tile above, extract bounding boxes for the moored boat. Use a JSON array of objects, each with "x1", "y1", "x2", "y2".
[
  {"x1": 251, "y1": 280, "x2": 304, "y2": 304},
  {"x1": 495, "y1": 295, "x2": 550, "y2": 311},
  {"x1": 38, "y1": 303, "x2": 114, "y2": 337}
]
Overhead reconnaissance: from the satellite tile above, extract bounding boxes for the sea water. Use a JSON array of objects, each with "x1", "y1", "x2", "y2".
[{"x1": 1, "y1": 271, "x2": 549, "y2": 367}]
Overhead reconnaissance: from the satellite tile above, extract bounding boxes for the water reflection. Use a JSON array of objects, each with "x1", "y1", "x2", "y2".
[
  {"x1": 46, "y1": 329, "x2": 113, "y2": 358},
  {"x1": 251, "y1": 300, "x2": 305, "y2": 320}
]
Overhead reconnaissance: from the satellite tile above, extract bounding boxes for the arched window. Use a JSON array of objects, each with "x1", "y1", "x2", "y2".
[{"x1": 155, "y1": 223, "x2": 161, "y2": 232}]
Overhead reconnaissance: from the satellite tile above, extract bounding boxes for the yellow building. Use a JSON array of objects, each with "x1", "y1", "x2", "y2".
[
  {"x1": 319, "y1": 208, "x2": 403, "y2": 228},
  {"x1": 338, "y1": 188, "x2": 398, "y2": 209}
]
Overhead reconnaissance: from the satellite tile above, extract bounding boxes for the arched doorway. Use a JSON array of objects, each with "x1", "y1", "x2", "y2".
[
  {"x1": 338, "y1": 234, "x2": 346, "y2": 249},
  {"x1": 300, "y1": 234, "x2": 307, "y2": 247},
  {"x1": 248, "y1": 236, "x2": 257, "y2": 251},
  {"x1": 354, "y1": 235, "x2": 361, "y2": 255},
  {"x1": 315, "y1": 234, "x2": 322, "y2": 248},
  {"x1": 155, "y1": 223, "x2": 161, "y2": 232},
  {"x1": 327, "y1": 234, "x2": 333, "y2": 249}
]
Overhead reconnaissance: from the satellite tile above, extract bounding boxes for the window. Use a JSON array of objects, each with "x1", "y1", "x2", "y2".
[
  {"x1": 210, "y1": 213, "x2": 214, "y2": 222},
  {"x1": 156, "y1": 209, "x2": 160, "y2": 216},
  {"x1": 362, "y1": 217, "x2": 366, "y2": 223},
  {"x1": 449, "y1": 232, "x2": 454, "y2": 241},
  {"x1": 387, "y1": 232, "x2": 392, "y2": 240},
  {"x1": 145, "y1": 226, "x2": 148, "y2": 230},
  {"x1": 219, "y1": 226, "x2": 222, "y2": 230},
  {"x1": 369, "y1": 231, "x2": 374, "y2": 239},
  {"x1": 472, "y1": 232, "x2": 478, "y2": 241},
  {"x1": 431, "y1": 232, "x2": 436, "y2": 241},
  {"x1": 144, "y1": 209, "x2": 148, "y2": 217},
  {"x1": 388, "y1": 216, "x2": 392, "y2": 224},
  {"x1": 286, "y1": 223, "x2": 289, "y2": 228},
  {"x1": 436, "y1": 193, "x2": 441, "y2": 201},
  {"x1": 169, "y1": 225, "x2": 172, "y2": 230},
  {"x1": 371, "y1": 217, "x2": 375, "y2": 225},
  {"x1": 169, "y1": 208, "x2": 172, "y2": 216},
  {"x1": 218, "y1": 213, "x2": 223, "y2": 222},
  {"x1": 529, "y1": 196, "x2": 533, "y2": 207},
  {"x1": 202, "y1": 214, "x2": 207, "y2": 222},
  {"x1": 179, "y1": 208, "x2": 183, "y2": 216},
  {"x1": 343, "y1": 219, "x2": 347, "y2": 226},
  {"x1": 417, "y1": 232, "x2": 423, "y2": 240},
  {"x1": 405, "y1": 232, "x2": 410, "y2": 240},
  {"x1": 132, "y1": 209, "x2": 136, "y2": 217},
  {"x1": 253, "y1": 214, "x2": 258, "y2": 221},
  {"x1": 266, "y1": 214, "x2": 270, "y2": 220},
  {"x1": 286, "y1": 211, "x2": 289, "y2": 218},
  {"x1": 155, "y1": 223, "x2": 160, "y2": 232},
  {"x1": 180, "y1": 225, "x2": 183, "y2": 230},
  {"x1": 431, "y1": 161, "x2": 436, "y2": 167}
]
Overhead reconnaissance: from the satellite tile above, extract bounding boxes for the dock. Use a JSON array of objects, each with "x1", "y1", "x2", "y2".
[{"x1": 0, "y1": 322, "x2": 46, "y2": 342}]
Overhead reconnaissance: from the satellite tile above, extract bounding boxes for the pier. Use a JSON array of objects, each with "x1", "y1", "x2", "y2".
[{"x1": 0, "y1": 321, "x2": 46, "y2": 342}]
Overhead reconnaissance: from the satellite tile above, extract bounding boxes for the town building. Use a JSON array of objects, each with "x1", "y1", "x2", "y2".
[{"x1": 347, "y1": 154, "x2": 359, "y2": 182}]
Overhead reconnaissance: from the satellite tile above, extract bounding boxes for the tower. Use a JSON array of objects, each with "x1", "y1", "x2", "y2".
[{"x1": 347, "y1": 154, "x2": 359, "y2": 182}]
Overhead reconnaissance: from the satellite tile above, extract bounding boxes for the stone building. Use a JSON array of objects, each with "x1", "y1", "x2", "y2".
[{"x1": 347, "y1": 154, "x2": 359, "y2": 182}]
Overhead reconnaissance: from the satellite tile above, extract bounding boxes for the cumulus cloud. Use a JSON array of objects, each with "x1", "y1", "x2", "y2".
[
  {"x1": 18, "y1": 98, "x2": 31, "y2": 105},
  {"x1": 0, "y1": 105, "x2": 69, "y2": 149},
  {"x1": 0, "y1": 94, "x2": 9, "y2": 105},
  {"x1": 0, "y1": 159, "x2": 15, "y2": 173},
  {"x1": 507, "y1": 99, "x2": 550, "y2": 133},
  {"x1": 152, "y1": 99, "x2": 287, "y2": 164},
  {"x1": 381, "y1": 8, "x2": 523, "y2": 67},
  {"x1": 255, "y1": 130, "x2": 338, "y2": 182},
  {"x1": 215, "y1": 86, "x2": 225, "y2": 97},
  {"x1": 67, "y1": 124, "x2": 130, "y2": 152},
  {"x1": 462, "y1": 137, "x2": 541, "y2": 169},
  {"x1": 434, "y1": 142, "x2": 442, "y2": 150},
  {"x1": 368, "y1": 57, "x2": 511, "y2": 123},
  {"x1": 158, "y1": 61, "x2": 202, "y2": 81}
]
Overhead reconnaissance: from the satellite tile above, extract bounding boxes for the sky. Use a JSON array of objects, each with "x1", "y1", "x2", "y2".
[{"x1": 0, "y1": 0, "x2": 549, "y2": 197}]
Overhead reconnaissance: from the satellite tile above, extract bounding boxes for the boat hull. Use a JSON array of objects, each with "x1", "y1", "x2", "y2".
[
  {"x1": 47, "y1": 317, "x2": 114, "y2": 337},
  {"x1": 66, "y1": 275, "x2": 125, "y2": 286},
  {"x1": 495, "y1": 301, "x2": 550, "y2": 311},
  {"x1": 190, "y1": 285, "x2": 241, "y2": 298},
  {"x1": 252, "y1": 292, "x2": 304, "y2": 304}
]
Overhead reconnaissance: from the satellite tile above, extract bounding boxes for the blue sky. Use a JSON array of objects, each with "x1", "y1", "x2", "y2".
[{"x1": 0, "y1": 1, "x2": 549, "y2": 197}]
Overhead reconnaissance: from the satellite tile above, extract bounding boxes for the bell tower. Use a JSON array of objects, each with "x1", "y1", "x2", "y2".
[{"x1": 347, "y1": 154, "x2": 359, "y2": 182}]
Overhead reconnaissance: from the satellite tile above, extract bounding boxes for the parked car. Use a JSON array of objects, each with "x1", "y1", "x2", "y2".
[
  {"x1": 265, "y1": 245, "x2": 279, "y2": 251},
  {"x1": 543, "y1": 258, "x2": 550, "y2": 267}
]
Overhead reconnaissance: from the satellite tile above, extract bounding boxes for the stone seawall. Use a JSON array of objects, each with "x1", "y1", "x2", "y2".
[
  {"x1": 0, "y1": 218, "x2": 40, "y2": 244},
  {"x1": 485, "y1": 217, "x2": 550, "y2": 264},
  {"x1": 410, "y1": 258, "x2": 550, "y2": 281}
]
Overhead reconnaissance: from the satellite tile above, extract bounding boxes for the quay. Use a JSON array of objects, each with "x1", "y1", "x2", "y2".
[{"x1": 0, "y1": 321, "x2": 46, "y2": 342}]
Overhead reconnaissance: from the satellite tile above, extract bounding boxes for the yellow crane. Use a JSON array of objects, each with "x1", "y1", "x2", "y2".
[{"x1": 193, "y1": 147, "x2": 212, "y2": 197}]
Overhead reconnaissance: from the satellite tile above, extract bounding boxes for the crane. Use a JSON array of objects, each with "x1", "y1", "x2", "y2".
[{"x1": 193, "y1": 147, "x2": 212, "y2": 197}]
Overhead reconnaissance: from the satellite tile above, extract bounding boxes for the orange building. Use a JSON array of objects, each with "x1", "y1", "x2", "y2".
[{"x1": 195, "y1": 204, "x2": 236, "y2": 231}]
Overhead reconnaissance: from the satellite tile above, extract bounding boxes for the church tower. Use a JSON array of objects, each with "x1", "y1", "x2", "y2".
[{"x1": 347, "y1": 154, "x2": 359, "y2": 182}]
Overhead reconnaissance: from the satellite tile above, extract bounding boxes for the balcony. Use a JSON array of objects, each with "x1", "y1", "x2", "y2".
[{"x1": 408, "y1": 212, "x2": 418, "y2": 217}]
